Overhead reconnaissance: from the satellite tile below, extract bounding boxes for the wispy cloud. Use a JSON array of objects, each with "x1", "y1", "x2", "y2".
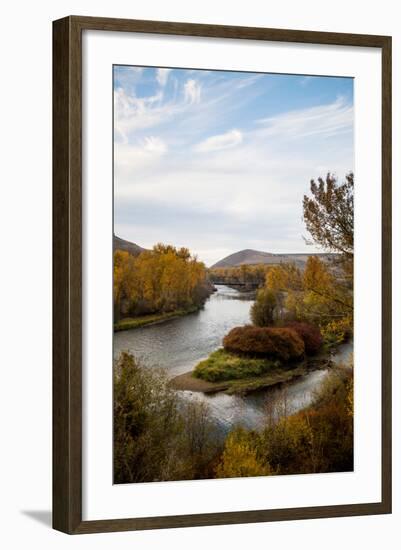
[
  {"x1": 235, "y1": 74, "x2": 265, "y2": 89},
  {"x1": 195, "y1": 129, "x2": 243, "y2": 153},
  {"x1": 256, "y1": 96, "x2": 353, "y2": 140},
  {"x1": 114, "y1": 87, "x2": 169, "y2": 142},
  {"x1": 184, "y1": 79, "x2": 201, "y2": 104},
  {"x1": 156, "y1": 68, "x2": 171, "y2": 87}
]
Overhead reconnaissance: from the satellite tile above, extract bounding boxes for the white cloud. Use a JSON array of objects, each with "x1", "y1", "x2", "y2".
[
  {"x1": 115, "y1": 98, "x2": 353, "y2": 219},
  {"x1": 195, "y1": 129, "x2": 243, "y2": 153},
  {"x1": 114, "y1": 74, "x2": 263, "y2": 146},
  {"x1": 114, "y1": 77, "x2": 205, "y2": 143},
  {"x1": 256, "y1": 96, "x2": 353, "y2": 140},
  {"x1": 142, "y1": 136, "x2": 167, "y2": 154},
  {"x1": 114, "y1": 137, "x2": 167, "y2": 179},
  {"x1": 156, "y1": 68, "x2": 171, "y2": 87},
  {"x1": 125, "y1": 67, "x2": 143, "y2": 74},
  {"x1": 114, "y1": 87, "x2": 171, "y2": 142},
  {"x1": 184, "y1": 79, "x2": 201, "y2": 104},
  {"x1": 114, "y1": 66, "x2": 144, "y2": 89}
]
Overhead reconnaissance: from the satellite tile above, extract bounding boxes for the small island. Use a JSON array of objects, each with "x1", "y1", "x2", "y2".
[{"x1": 170, "y1": 320, "x2": 336, "y2": 395}]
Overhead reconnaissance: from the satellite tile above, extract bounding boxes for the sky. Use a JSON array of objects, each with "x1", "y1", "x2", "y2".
[{"x1": 113, "y1": 65, "x2": 354, "y2": 267}]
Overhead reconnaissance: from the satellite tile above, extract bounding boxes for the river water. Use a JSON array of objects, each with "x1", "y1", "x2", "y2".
[{"x1": 114, "y1": 285, "x2": 352, "y2": 432}]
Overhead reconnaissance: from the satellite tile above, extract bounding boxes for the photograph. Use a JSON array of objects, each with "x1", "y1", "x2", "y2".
[{"x1": 112, "y1": 64, "x2": 355, "y2": 484}]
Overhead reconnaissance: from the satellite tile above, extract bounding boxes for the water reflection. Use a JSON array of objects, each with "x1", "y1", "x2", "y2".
[{"x1": 114, "y1": 285, "x2": 253, "y2": 376}]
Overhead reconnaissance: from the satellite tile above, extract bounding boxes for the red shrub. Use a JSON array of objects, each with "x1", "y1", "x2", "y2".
[
  {"x1": 223, "y1": 325, "x2": 304, "y2": 361},
  {"x1": 285, "y1": 321, "x2": 323, "y2": 355}
]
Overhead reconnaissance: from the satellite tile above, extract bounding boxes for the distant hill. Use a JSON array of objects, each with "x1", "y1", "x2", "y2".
[
  {"x1": 113, "y1": 235, "x2": 147, "y2": 256},
  {"x1": 210, "y1": 249, "x2": 335, "y2": 269}
]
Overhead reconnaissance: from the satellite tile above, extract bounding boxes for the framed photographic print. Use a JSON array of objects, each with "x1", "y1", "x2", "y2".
[{"x1": 53, "y1": 16, "x2": 392, "y2": 534}]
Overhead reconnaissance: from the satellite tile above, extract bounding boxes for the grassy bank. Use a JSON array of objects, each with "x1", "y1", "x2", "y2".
[
  {"x1": 114, "y1": 306, "x2": 200, "y2": 332},
  {"x1": 170, "y1": 348, "x2": 333, "y2": 395},
  {"x1": 193, "y1": 349, "x2": 280, "y2": 382},
  {"x1": 170, "y1": 363, "x2": 311, "y2": 395}
]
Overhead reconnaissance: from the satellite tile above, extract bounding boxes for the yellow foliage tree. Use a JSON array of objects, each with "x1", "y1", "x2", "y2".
[
  {"x1": 114, "y1": 244, "x2": 210, "y2": 319},
  {"x1": 266, "y1": 263, "x2": 303, "y2": 293},
  {"x1": 215, "y1": 428, "x2": 271, "y2": 478},
  {"x1": 262, "y1": 256, "x2": 353, "y2": 330}
]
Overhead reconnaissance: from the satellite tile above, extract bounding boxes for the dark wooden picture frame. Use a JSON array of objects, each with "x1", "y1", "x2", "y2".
[{"x1": 53, "y1": 15, "x2": 392, "y2": 534}]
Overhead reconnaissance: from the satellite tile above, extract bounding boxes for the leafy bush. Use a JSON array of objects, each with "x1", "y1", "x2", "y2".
[
  {"x1": 114, "y1": 352, "x2": 221, "y2": 483},
  {"x1": 215, "y1": 428, "x2": 271, "y2": 478},
  {"x1": 251, "y1": 288, "x2": 277, "y2": 326},
  {"x1": 285, "y1": 321, "x2": 323, "y2": 355},
  {"x1": 193, "y1": 349, "x2": 279, "y2": 382},
  {"x1": 261, "y1": 368, "x2": 353, "y2": 474},
  {"x1": 223, "y1": 325, "x2": 305, "y2": 361},
  {"x1": 263, "y1": 367, "x2": 353, "y2": 474},
  {"x1": 321, "y1": 316, "x2": 353, "y2": 347}
]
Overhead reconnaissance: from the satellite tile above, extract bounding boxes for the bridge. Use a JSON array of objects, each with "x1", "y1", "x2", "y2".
[{"x1": 212, "y1": 280, "x2": 261, "y2": 289}]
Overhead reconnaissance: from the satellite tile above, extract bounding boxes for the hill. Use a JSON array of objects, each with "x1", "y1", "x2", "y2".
[
  {"x1": 113, "y1": 235, "x2": 147, "y2": 256},
  {"x1": 210, "y1": 249, "x2": 334, "y2": 269}
]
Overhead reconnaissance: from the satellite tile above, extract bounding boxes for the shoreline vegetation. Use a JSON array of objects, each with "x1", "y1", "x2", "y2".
[
  {"x1": 114, "y1": 350, "x2": 353, "y2": 483},
  {"x1": 114, "y1": 243, "x2": 214, "y2": 329},
  {"x1": 114, "y1": 305, "x2": 202, "y2": 332},
  {"x1": 169, "y1": 352, "x2": 333, "y2": 395}
]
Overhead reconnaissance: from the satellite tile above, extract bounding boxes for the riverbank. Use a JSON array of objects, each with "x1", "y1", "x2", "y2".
[
  {"x1": 170, "y1": 355, "x2": 333, "y2": 395},
  {"x1": 113, "y1": 285, "x2": 353, "y2": 430},
  {"x1": 114, "y1": 306, "x2": 201, "y2": 332}
]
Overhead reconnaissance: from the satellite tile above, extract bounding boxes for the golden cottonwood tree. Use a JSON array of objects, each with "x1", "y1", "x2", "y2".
[
  {"x1": 263, "y1": 256, "x2": 352, "y2": 327},
  {"x1": 114, "y1": 243, "x2": 211, "y2": 318}
]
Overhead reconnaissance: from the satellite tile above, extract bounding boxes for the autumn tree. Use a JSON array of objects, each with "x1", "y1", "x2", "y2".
[
  {"x1": 303, "y1": 172, "x2": 354, "y2": 259},
  {"x1": 303, "y1": 255, "x2": 352, "y2": 313},
  {"x1": 113, "y1": 243, "x2": 212, "y2": 320},
  {"x1": 260, "y1": 256, "x2": 352, "y2": 330},
  {"x1": 113, "y1": 250, "x2": 138, "y2": 320},
  {"x1": 265, "y1": 263, "x2": 303, "y2": 321},
  {"x1": 267, "y1": 263, "x2": 303, "y2": 293}
]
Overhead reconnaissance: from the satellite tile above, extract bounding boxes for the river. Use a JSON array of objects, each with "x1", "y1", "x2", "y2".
[{"x1": 114, "y1": 285, "x2": 353, "y2": 432}]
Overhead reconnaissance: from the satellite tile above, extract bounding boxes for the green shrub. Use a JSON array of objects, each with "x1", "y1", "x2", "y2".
[
  {"x1": 251, "y1": 288, "x2": 277, "y2": 326},
  {"x1": 193, "y1": 349, "x2": 279, "y2": 382},
  {"x1": 223, "y1": 325, "x2": 305, "y2": 361}
]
